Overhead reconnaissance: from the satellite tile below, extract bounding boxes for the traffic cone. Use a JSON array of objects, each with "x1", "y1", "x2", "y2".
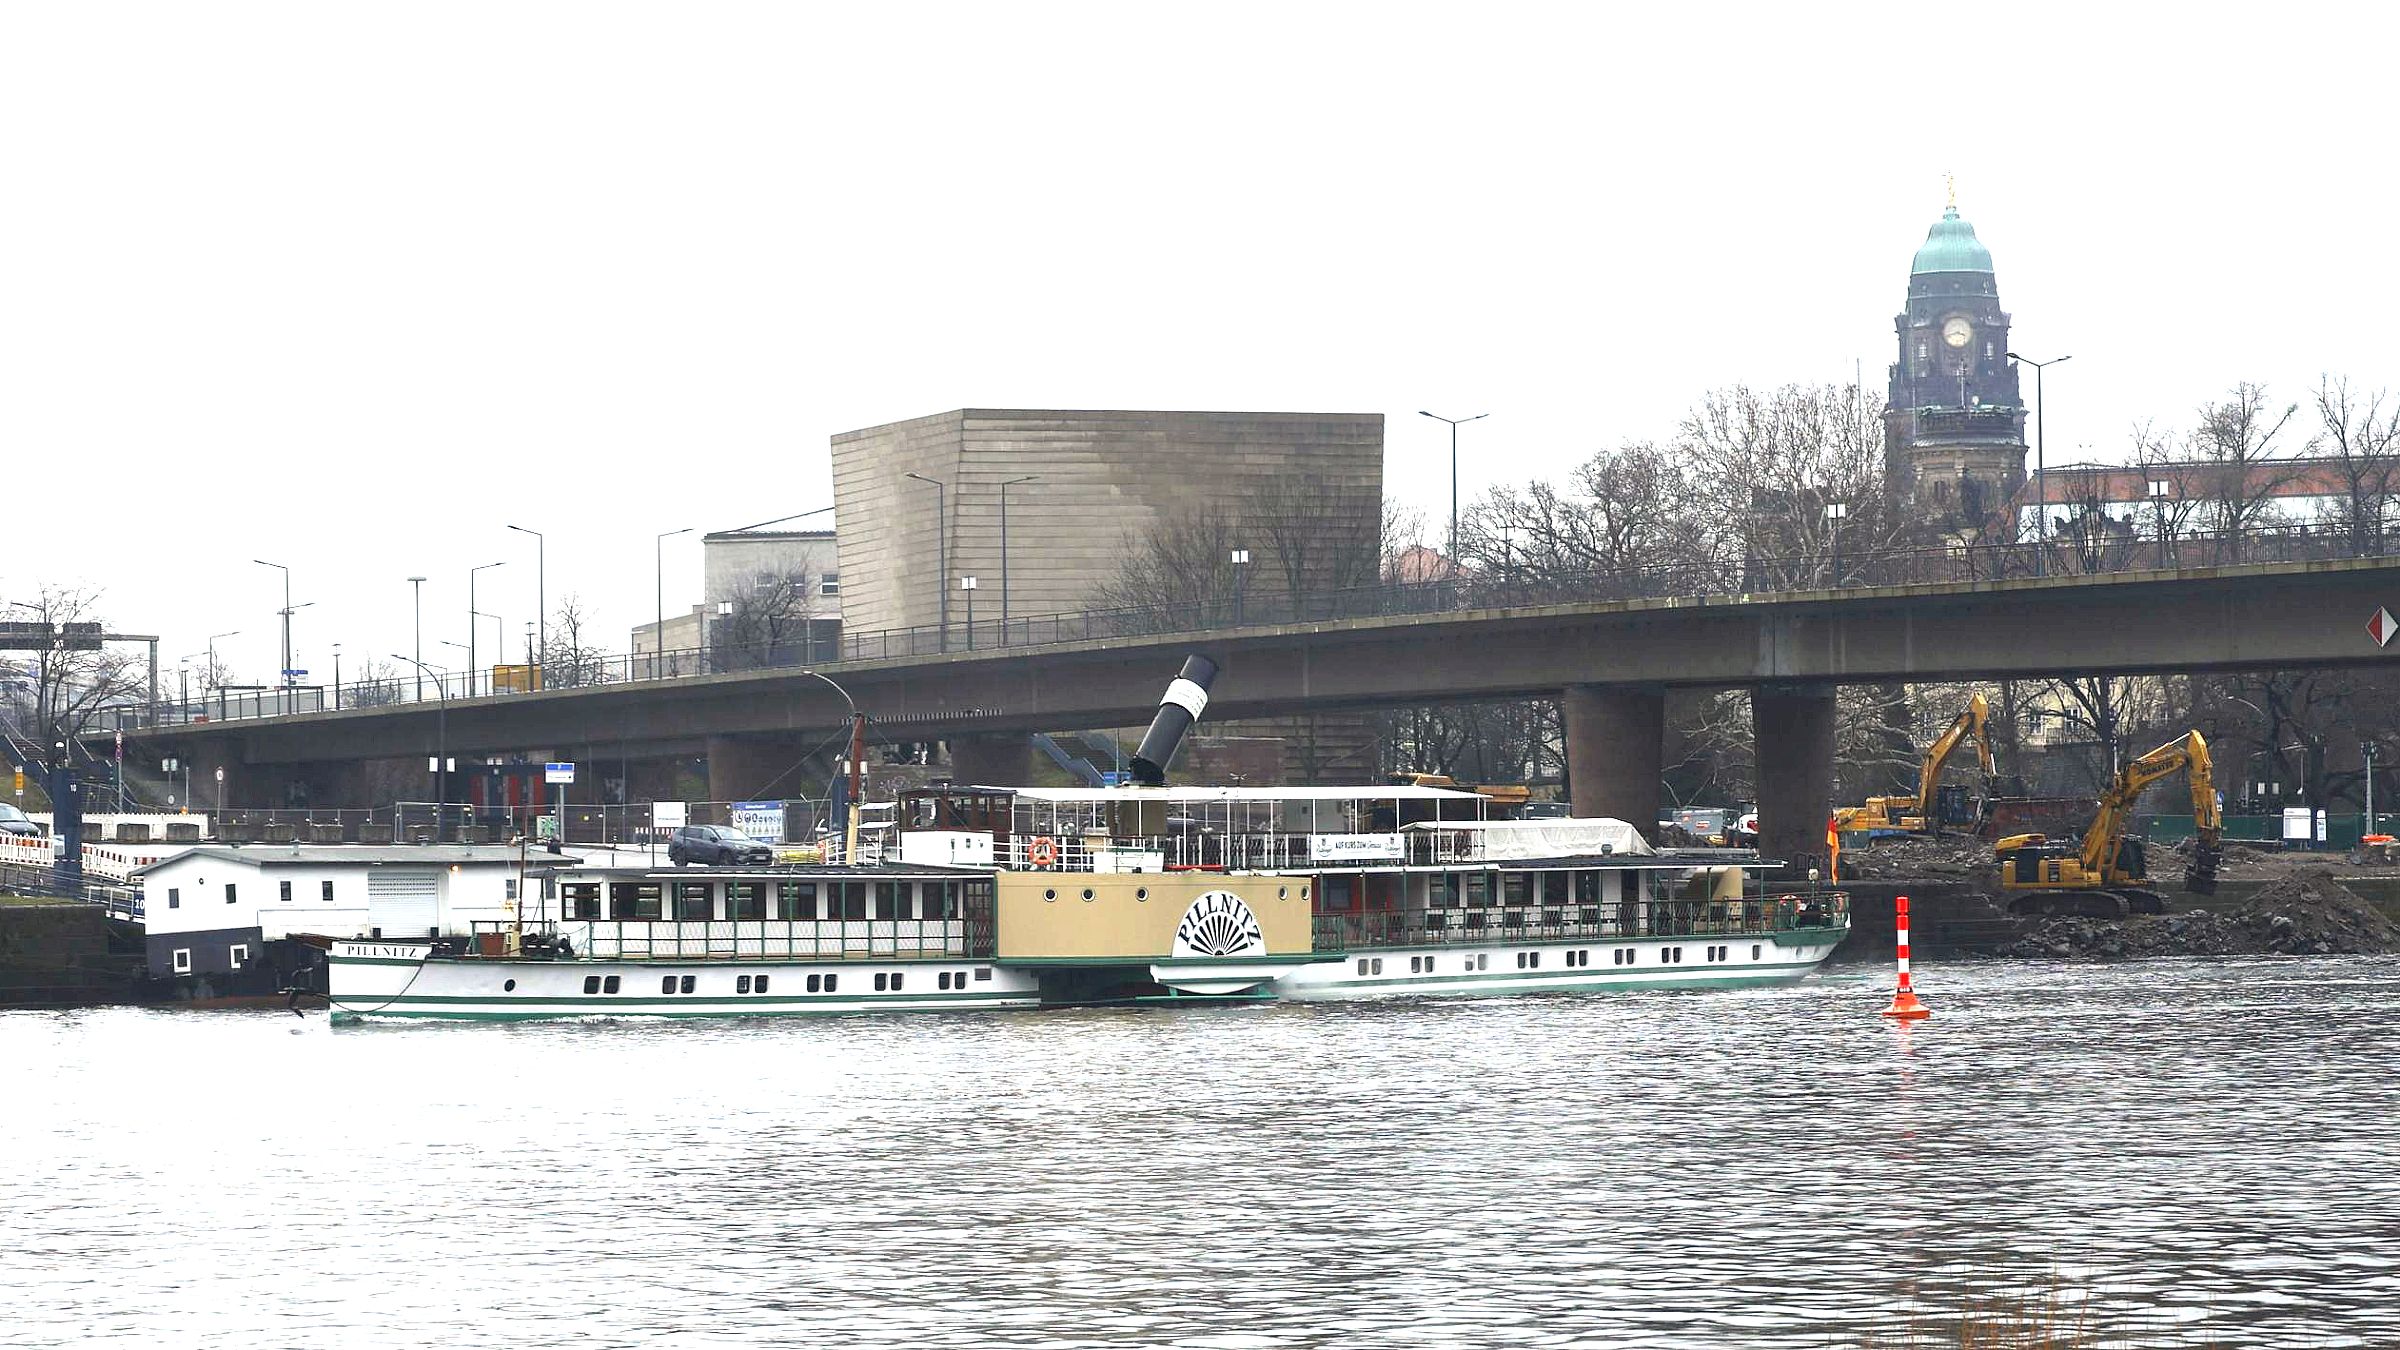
[{"x1": 1880, "y1": 893, "x2": 1931, "y2": 1020}]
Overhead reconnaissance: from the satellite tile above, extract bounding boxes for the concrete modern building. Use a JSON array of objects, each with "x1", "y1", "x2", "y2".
[
  {"x1": 829, "y1": 409, "x2": 1384, "y2": 639},
  {"x1": 1883, "y1": 195, "x2": 2030, "y2": 532}
]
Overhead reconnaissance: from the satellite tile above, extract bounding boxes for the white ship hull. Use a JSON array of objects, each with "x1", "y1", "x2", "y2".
[{"x1": 1276, "y1": 929, "x2": 1842, "y2": 1001}]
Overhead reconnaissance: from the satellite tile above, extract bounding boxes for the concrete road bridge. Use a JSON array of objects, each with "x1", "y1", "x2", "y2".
[{"x1": 126, "y1": 555, "x2": 2400, "y2": 870}]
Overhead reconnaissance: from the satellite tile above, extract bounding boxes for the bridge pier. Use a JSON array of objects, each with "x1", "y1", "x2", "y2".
[
  {"x1": 1753, "y1": 682, "x2": 1836, "y2": 881},
  {"x1": 705, "y1": 733, "x2": 821, "y2": 804},
  {"x1": 1563, "y1": 683, "x2": 1664, "y2": 839},
  {"x1": 949, "y1": 734, "x2": 1032, "y2": 787}
]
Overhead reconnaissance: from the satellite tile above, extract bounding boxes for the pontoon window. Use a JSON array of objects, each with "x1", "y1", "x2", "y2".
[
  {"x1": 674, "y1": 880, "x2": 713, "y2": 921},
  {"x1": 782, "y1": 881, "x2": 817, "y2": 921},
  {"x1": 1502, "y1": 873, "x2": 1531, "y2": 907},
  {"x1": 1543, "y1": 872, "x2": 1570, "y2": 905},
  {"x1": 725, "y1": 882, "x2": 765, "y2": 921},
  {"x1": 612, "y1": 882, "x2": 662, "y2": 921}
]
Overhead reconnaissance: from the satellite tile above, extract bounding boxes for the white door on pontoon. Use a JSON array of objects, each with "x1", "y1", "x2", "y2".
[{"x1": 369, "y1": 868, "x2": 440, "y2": 938}]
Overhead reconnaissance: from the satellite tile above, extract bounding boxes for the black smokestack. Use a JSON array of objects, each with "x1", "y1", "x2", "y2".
[{"x1": 1129, "y1": 654, "x2": 1218, "y2": 787}]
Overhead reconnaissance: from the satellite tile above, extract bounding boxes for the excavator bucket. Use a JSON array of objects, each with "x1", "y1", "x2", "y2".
[{"x1": 2183, "y1": 840, "x2": 2221, "y2": 894}]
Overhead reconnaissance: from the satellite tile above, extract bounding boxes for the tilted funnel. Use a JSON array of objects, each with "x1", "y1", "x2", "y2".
[{"x1": 1129, "y1": 655, "x2": 1219, "y2": 787}]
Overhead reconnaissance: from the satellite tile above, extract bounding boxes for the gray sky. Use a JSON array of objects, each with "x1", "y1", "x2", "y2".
[{"x1": 8, "y1": 3, "x2": 2394, "y2": 688}]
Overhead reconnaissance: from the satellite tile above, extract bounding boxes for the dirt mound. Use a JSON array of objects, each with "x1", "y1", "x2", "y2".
[
  {"x1": 2008, "y1": 869, "x2": 2400, "y2": 961},
  {"x1": 1839, "y1": 832, "x2": 1994, "y2": 881}
]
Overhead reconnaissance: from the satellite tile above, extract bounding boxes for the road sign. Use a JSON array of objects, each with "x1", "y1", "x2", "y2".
[
  {"x1": 545, "y1": 762, "x2": 575, "y2": 785},
  {"x1": 282, "y1": 668, "x2": 308, "y2": 678},
  {"x1": 2372, "y1": 608, "x2": 2398, "y2": 648}
]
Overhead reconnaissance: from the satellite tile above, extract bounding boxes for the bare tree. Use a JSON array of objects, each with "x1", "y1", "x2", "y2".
[
  {"x1": 2167, "y1": 382, "x2": 2309, "y2": 562},
  {"x1": 1460, "y1": 440, "x2": 1712, "y2": 599},
  {"x1": 710, "y1": 574, "x2": 820, "y2": 672},
  {"x1": 0, "y1": 586, "x2": 146, "y2": 759},
  {"x1": 346, "y1": 655, "x2": 407, "y2": 708},
  {"x1": 540, "y1": 594, "x2": 617, "y2": 689},
  {"x1": 1676, "y1": 382, "x2": 1913, "y2": 590},
  {"x1": 2314, "y1": 375, "x2": 2400, "y2": 556}
]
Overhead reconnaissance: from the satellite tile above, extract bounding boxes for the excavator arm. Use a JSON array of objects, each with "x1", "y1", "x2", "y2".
[
  {"x1": 1913, "y1": 693, "x2": 1994, "y2": 820},
  {"x1": 2079, "y1": 730, "x2": 2219, "y2": 892}
]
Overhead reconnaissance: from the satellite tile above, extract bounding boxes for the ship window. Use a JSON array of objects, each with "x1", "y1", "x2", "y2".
[
  {"x1": 975, "y1": 967, "x2": 991, "y2": 981},
  {"x1": 584, "y1": 976, "x2": 601, "y2": 994},
  {"x1": 279, "y1": 880, "x2": 292, "y2": 902},
  {"x1": 1081, "y1": 889, "x2": 1094, "y2": 902},
  {"x1": 1369, "y1": 959, "x2": 1383, "y2": 975},
  {"x1": 675, "y1": 881, "x2": 713, "y2": 921},
  {"x1": 756, "y1": 975, "x2": 769, "y2": 993},
  {"x1": 875, "y1": 881, "x2": 902, "y2": 920},
  {"x1": 1575, "y1": 872, "x2": 1600, "y2": 905},
  {"x1": 1503, "y1": 873, "x2": 1531, "y2": 906},
  {"x1": 225, "y1": 882, "x2": 237, "y2": 905},
  {"x1": 322, "y1": 880, "x2": 336, "y2": 902},
  {"x1": 938, "y1": 971, "x2": 951, "y2": 989},
  {"x1": 1543, "y1": 872, "x2": 1570, "y2": 904},
  {"x1": 1044, "y1": 889, "x2": 1058, "y2": 902},
  {"x1": 1477, "y1": 954, "x2": 1489, "y2": 971},
  {"x1": 807, "y1": 974, "x2": 822, "y2": 993},
  {"x1": 172, "y1": 948, "x2": 191, "y2": 974},
  {"x1": 875, "y1": 973, "x2": 888, "y2": 991},
  {"x1": 612, "y1": 882, "x2": 662, "y2": 921},
  {"x1": 737, "y1": 975, "x2": 752, "y2": 994},
  {"x1": 229, "y1": 944, "x2": 248, "y2": 969},
  {"x1": 1136, "y1": 888, "x2": 1149, "y2": 901},
  {"x1": 1752, "y1": 945, "x2": 1762, "y2": 960},
  {"x1": 782, "y1": 881, "x2": 817, "y2": 920},
  {"x1": 505, "y1": 879, "x2": 519, "y2": 902},
  {"x1": 727, "y1": 882, "x2": 765, "y2": 921},
  {"x1": 824, "y1": 974, "x2": 837, "y2": 992},
  {"x1": 603, "y1": 976, "x2": 620, "y2": 993},
  {"x1": 503, "y1": 979, "x2": 517, "y2": 992},
  {"x1": 680, "y1": 975, "x2": 695, "y2": 994},
  {"x1": 1356, "y1": 958, "x2": 1369, "y2": 975},
  {"x1": 891, "y1": 973, "x2": 904, "y2": 991},
  {"x1": 168, "y1": 887, "x2": 180, "y2": 909},
  {"x1": 1463, "y1": 874, "x2": 1489, "y2": 907},
  {"x1": 662, "y1": 976, "x2": 677, "y2": 994}
]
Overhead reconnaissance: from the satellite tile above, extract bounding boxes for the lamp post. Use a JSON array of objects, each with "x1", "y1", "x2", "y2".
[
  {"x1": 904, "y1": 472, "x2": 948, "y2": 650},
  {"x1": 406, "y1": 576, "x2": 426, "y2": 702},
  {"x1": 2147, "y1": 478, "x2": 2173, "y2": 566},
  {"x1": 1420, "y1": 410, "x2": 1488, "y2": 565},
  {"x1": 797, "y1": 669, "x2": 865, "y2": 865},
  {"x1": 468, "y1": 560, "x2": 505, "y2": 696},
  {"x1": 396, "y1": 655, "x2": 451, "y2": 822},
  {"x1": 2364, "y1": 740, "x2": 2381, "y2": 842},
  {"x1": 960, "y1": 575, "x2": 978, "y2": 649},
  {"x1": 205, "y1": 630, "x2": 239, "y2": 695},
  {"x1": 999, "y1": 474, "x2": 1036, "y2": 641},
  {"x1": 508, "y1": 524, "x2": 544, "y2": 687},
  {"x1": 332, "y1": 643, "x2": 342, "y2": 710},
  {"x1": 252, "y1": 558, "x2": 292, "y2": 691},
  {"x1": 655, "y1": 527, "x2": 692, "y2": 677},
  {"x1": 1824, "y1": 501, "x2": 1848, "y2": 587},
  {"x1": 2006, "y1": 352, "x2": 2071, "y2": 576},
  {"x1": 1230, "y1": 548, "x2": 1250, "y2": 625}
]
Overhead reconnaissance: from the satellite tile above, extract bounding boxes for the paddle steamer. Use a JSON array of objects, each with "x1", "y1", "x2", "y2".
[{"x1": 326, "y1": 659, "x2": 1846, "y2": 1022}]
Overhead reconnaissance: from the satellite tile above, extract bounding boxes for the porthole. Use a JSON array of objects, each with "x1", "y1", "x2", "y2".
[
  {"x1": 1044, "y1": 888, "x2": 1057, "y2": 901},
  {"x1": 1136, "y1": 888, "x2": 1148, "y2": 901},
  {"x1": 755, "y1": 975, "x2": 770, "y2": 993},
  {"x1": 1278, "y1": 886, "x2": 1288, "y2": 899},
  {"x1": 1081, "y1": 889, "x2": 1094, "y2": 901},
  {"x1": 583, "y1": 976, "x2": 601, "y2": 994},
  {"x1": 737, "y1": 975, "x2": 752, "y2": 994},
  {"x1": 503, "y1": 979, "x2": 517, "y2": 992},
  {"x1": 680, "y1": 975, "x2": 695, "y2": 993},
  {"x1": 661, "y1": 976, "x2": 677, "y2": 994},
  {"x1": 1752, "y1": 944, "x2": 1762, "y2": 960},
  {"x1": 1301, "y1": 886, "x2": 1310, "y2": 900},
  {"x1": 602, "y1": 976, "x2": 621, "y2": 994},
  {"x1": 807, "y1": 974, "x2": 822, "y2": 993}
]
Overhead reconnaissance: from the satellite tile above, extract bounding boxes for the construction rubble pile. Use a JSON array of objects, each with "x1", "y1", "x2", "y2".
[{"x1": 2006, "y1": 869, "x2": 2400, "y2": 962}]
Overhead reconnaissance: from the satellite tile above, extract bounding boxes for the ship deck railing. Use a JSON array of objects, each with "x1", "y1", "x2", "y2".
[
  {"x1": 458, "y1": 918, "x2": 992, "y2": 961},
  {"x1": 1310, "y1": 895, "x2": 1847, "y2": 952},
  {"x1": 989, "y1": 831, "x2": 1734, "y2": 873}
]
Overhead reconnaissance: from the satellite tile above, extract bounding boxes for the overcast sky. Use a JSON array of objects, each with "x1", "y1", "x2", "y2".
[{"x1": 7, "y1": 3, "x2": 2395, "y2": 690}]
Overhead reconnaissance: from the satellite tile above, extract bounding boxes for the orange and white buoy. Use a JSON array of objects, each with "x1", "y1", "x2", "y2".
[{"x1": 1880, "y1": 893, "x2": 1931, "y2": 1020}]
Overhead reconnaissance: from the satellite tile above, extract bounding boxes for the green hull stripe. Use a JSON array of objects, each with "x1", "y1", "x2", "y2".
[
  {"x1": 331, "y1": 1002, "x2": 1036, "y2": 1024},
  {"x1": 1310, "y1": 963, "x2": 1820, "y2": 993},
  {"x1": 335, "y1": 989, "x2": 1014, "y2": 1008}
]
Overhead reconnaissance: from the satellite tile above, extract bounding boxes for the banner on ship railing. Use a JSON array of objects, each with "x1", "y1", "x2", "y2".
[
  {"x1": 1310, "y1": 832, "x2": 1404, "y2": 862},
  {"x1": 731, "y1": 800, "x2": 786, "y2": 842}
]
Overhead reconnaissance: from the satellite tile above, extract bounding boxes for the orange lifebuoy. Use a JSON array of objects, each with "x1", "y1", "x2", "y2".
[{"x1": 1027, "y1": 835, "x2": 1059, "y2": 867}]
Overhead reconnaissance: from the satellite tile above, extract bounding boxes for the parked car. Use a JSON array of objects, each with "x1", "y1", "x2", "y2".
[
  {"x1": 0, "y1": 803, "x2": 42, "y2": 839},
  {"x1": 666, "y1": 823, "x2": 775, "y2": 867}
]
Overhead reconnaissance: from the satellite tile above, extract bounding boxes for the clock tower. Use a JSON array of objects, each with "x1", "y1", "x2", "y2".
[{"x1": 1882, "y1": 195, "x2": 2029, "y2": 534}]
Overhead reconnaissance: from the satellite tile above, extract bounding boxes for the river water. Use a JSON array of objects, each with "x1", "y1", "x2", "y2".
[{"x1": 4, "y1": 956, "x2": 2396, "y2": 1349}]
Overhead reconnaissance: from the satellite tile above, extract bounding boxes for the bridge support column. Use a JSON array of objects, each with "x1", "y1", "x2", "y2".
[
  {"x1": 1753, "y1": 682, "x2": 1837, "y2": 881},
  {"x1": 948, "y1": 734, "x2": 1031, "y2": 787},
  {"x1": 706, "y1": 733, "x2": 820, "y2": 804},
  {"x1": 1563, "y1": 683, "x2": 1664, "y2": 838}
]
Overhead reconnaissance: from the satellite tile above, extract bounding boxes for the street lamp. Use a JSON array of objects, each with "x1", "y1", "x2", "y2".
[
  {"x1": 998, "y1": 474, "x2": 1037, "y2": 640},
  {"x1": 252, "y1": 559, "x2": 293, "y2": 689},
  {"x1": 395, "y1": 654, "x2": 451, "y2": 820},
  {"x1": 406, "y1": 577, "x2": 426, "y2": 702},
  {"x1": 1824, "y1": 501, "x2": 1849, "y2": 587},
  {"x1": 508, "y1": 524, "x2": 544, "y2": 687},
  {"x1": 205, "y1": 630, "x2": 239, "y2": 693},
  {"x1": 2147, "y1": 479, "x2": 2173, "y2": 566},
  {"x1": 904, "y1": 473, "x2": 948, "y2": 650},
  {"x1": 960, "y1": 575, "x2": 978, "y2": 649},
  {"x1": 655, "y1": 527, "x2": 692, "y2": 677},
  {"x1": 1231, "y1": 548, "x2": 1250, "y2": 625},
  {"x1": 1420, "y1": 410, "x2": 1488, "y2": 564},
  {"x1": 2005, "y1": 352, "x2": 2071, "y2": 576},
  {"x1": 467, "y1": 560, "x2": 505, "y2": 696}
]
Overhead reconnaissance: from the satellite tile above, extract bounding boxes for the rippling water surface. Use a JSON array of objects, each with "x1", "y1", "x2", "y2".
[{"x1": 5, "y1": 957, "x2": 2398, "y2": 1348}]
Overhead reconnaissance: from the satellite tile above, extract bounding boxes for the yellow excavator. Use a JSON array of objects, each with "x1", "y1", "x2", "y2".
[
  {"x1": 1995, "y1": 730, "x2": 2222, "y2": 918},
  {"x1": 1834, "y1": 693, "x2": 1995, "y2": 837}
]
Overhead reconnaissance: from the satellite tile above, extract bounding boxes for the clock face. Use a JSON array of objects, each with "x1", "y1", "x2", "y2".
[{"x1": 1942, "y1": 316, "x2": 1973, "y2": 348}]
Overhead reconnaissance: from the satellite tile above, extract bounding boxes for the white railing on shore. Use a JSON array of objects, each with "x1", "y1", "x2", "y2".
[{"x1": 571, "y1": 919, "x2": 970, "y2": 960}]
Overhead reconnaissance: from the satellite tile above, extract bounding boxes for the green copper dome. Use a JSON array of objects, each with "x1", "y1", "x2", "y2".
[{"x1": 1910, "y1": 206, "x2": 1994, "y2": 275}]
